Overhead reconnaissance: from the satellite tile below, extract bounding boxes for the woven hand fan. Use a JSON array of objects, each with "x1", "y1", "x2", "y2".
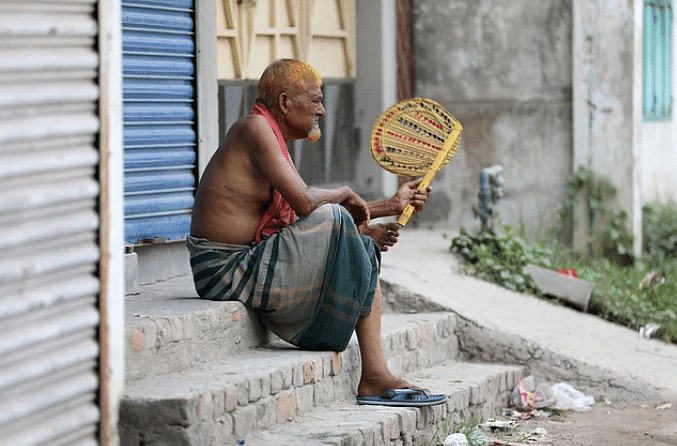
[{"x1": 370, "y1": 97, "x2": 463, "y2": 226}]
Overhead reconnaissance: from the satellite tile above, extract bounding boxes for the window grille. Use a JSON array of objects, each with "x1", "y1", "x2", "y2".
[{"x1": 643, "y1": 0, "x2": 673, "y2": 121}]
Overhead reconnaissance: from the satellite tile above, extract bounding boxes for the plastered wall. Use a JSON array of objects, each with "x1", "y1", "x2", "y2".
[{"x1": 413, "y1": 1, "x2": 574, "y2": 238}]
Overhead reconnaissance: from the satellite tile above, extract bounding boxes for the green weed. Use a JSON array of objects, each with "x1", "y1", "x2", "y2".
[
  {"x1": 450, "y1": 225, "x2": 553, "y2": 293},
  {"x1": 450, "y1": 167, "x2": 677, "y2": 345}
]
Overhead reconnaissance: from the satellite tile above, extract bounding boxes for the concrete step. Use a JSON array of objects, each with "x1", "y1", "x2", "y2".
[
  {"x1": 124, "y1": 274, "x2": 266, "y2": 381},
  {"x1": 246, "y1": 361, "x2": 523, "y2": 446},
  {"x1": 119, "y1": 312, "x2": 471, "y2": 446},
  {"x1": 123, "y1": 274, "x2": 456, "y2": 383}
]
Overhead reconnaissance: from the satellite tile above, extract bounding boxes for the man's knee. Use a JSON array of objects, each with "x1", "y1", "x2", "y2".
[{"x1": 300, "y1": 203, "x2": 354, "y2": 229}]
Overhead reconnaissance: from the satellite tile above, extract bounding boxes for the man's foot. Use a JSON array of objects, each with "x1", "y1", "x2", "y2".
[
  {"x1": 360, "y1": 222, "x2": 400, "y2": 252},
  {"x1": 356, "y1": 388, "x2": 447, "y2": 407},
  {"x1": 357, "y1": 374, "x2": 413, "y2": 398}
]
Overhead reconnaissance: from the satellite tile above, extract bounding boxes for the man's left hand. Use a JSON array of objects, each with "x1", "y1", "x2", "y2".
[{"x1": 393, "y1": 179, "x2": 432, "y2": 214}]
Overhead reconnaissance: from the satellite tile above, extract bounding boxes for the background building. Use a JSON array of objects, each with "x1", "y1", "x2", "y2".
[{"x1": 414, "y1": 0, "x2": 675, "y2": 256}]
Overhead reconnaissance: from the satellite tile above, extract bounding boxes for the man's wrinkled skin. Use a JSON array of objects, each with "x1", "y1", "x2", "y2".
[{"x1": 191, "y1": 59, "x2": 432, "y2": 398}]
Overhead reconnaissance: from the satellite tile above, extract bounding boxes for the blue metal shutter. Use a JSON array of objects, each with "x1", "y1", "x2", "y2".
[{"x1": 122, "y1": 0, "x2": 196, "y2": 243}]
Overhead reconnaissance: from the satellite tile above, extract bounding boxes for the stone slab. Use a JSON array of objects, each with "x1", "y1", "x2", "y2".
[{"x1": 526, "y1": 264, "x2": 593, "y2": 311}]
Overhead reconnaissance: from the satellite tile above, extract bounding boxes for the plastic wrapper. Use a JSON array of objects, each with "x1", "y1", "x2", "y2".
[{"x1": 510, "y1": 376, "x2": 594, "y2": 412}]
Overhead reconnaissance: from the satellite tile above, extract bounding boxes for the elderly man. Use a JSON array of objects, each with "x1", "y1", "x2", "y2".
[{"x1": 187, "y1": 59, "x2": 445, "y2": 407}]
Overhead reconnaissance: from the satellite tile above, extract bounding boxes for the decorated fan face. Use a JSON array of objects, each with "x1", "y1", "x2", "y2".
[
  {"x1": 370, "y1": 98, "x2": 462, "y2": 178},
  {"x1": 370, "y1": 98, "x2": 463, "y2": 226}
]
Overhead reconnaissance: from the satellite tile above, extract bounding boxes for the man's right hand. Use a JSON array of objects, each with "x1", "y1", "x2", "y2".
[
  {"x1": 360, "y1": 222, "x2": 400, "y2": 252},
  {"x1": 340, "y1": 192, "x2": 370, "y2": 227}
]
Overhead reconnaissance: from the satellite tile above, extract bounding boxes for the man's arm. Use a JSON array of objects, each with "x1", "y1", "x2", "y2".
[{"x1": 243, "y1": 116, "x2": 370, "y2": 226}]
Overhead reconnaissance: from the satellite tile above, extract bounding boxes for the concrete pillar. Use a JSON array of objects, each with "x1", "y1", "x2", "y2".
[
  {"x1": 571, "y1": 0, "x2": 642, "y2": 255},
  {"x1": 355, "y1": 0, "x2": 399, "y2": 200},
  {"x1": 98, "y1": 0, "x2": 125, "y2": 443},
  {"x1": 196, "y1": 0, "x2": 219, "y2": 176}
]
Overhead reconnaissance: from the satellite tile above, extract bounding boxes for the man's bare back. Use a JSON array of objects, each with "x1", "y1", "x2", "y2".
[{"x1": 190, "y1": 115, "x2": 286, "y2": 245}]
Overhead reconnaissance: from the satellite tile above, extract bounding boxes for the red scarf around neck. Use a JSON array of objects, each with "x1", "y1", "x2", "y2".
[{"x1": 251, "y1": 102, "x2": 297, "y2": 242}]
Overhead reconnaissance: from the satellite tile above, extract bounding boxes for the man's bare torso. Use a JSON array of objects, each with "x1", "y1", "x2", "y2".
[{"x1": 190, "y1": 115, "x2": 274, "y2": 245}]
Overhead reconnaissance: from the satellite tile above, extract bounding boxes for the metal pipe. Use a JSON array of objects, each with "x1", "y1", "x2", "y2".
[{"x1": 477, "y1": 165, "x2": 504, "y2": 229}]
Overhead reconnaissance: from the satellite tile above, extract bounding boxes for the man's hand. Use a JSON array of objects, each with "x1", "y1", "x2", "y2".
[
  {"x1": 341, "y1": 192, "x2": 370, "y2": 227},
  {"x1": 360, "y1": 222, "x2": 400, "y2": 252},
  {"x1": 392, "y1": 179, "x2": 432, "y2": 214}
]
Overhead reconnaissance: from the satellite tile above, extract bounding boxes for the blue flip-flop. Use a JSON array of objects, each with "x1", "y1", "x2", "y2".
[{"x1": 356, "y1": 388, "x2": 447, "y2": 407}]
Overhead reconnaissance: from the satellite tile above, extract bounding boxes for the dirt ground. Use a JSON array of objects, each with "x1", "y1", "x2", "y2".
[{"x1": 484, "y1": 401, "x2": 677, "y2": 446}]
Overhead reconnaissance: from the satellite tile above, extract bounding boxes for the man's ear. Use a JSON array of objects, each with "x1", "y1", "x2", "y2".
[{"x1": 278, "y1": 93, "x2": 291, "y2": 114}]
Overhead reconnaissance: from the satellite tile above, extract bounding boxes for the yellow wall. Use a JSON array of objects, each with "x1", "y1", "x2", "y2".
[{"x1": 216, "y1": 0, "x2": 355, "y2": 80}]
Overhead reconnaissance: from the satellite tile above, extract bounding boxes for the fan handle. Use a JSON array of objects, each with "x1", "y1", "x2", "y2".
[{"x1": 397, "y1": 126, "x2": 462, "y2": 226}]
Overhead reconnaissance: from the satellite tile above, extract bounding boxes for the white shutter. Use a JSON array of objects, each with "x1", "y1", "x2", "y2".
[{"x1": 0, "y1": 1, "x2": 102, "y2": 445}]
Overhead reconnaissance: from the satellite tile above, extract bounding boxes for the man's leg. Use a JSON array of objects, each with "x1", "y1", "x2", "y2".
[{"x1": 355, "y1": 280, "x2": 412, "y2": 397}]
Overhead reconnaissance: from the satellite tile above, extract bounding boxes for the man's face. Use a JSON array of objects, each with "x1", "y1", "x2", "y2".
[{"x1": 287, "y1": 83, "x2": 325, "y2": 142}]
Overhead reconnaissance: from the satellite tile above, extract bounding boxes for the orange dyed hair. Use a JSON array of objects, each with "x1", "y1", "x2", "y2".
[{"x1": 256, "y1": 59, "x2": 322, "y2": 109}]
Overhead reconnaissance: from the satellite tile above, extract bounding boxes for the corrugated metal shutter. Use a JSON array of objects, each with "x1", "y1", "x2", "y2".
[
  {"x1": 122, "y1": 0, "x2": 196, "y2": 243},
  {"x1": 0, "y1": 1, "x2": 101, "y2": 445}
]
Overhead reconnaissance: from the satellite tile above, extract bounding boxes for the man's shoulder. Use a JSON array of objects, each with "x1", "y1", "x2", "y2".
[
  {"x1": 225, "y1": 114, "x2": 276, "y2": 152},
  {"x1": 236, "y1": 114, "x2": 270, "y2": 132}
]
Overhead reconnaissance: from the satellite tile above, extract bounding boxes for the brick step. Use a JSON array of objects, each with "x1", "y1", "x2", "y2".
[
  {"x1": 123, "y1": 274, "x2": 457, "y2": 383},
  {"x1": 124, "y1": 274, "x2": 267, "y2": 381},
  {"x1": 246, "y1": 361, "x2": 523, "y2": 446},
  {"x1": 119, "y1": 312, "x2": 464, "y2": 446}
]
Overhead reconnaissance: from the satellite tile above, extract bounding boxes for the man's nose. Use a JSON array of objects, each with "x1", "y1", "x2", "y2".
[{"x1": 317, "y1": 102, "x2": 325, "y2": 116}]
